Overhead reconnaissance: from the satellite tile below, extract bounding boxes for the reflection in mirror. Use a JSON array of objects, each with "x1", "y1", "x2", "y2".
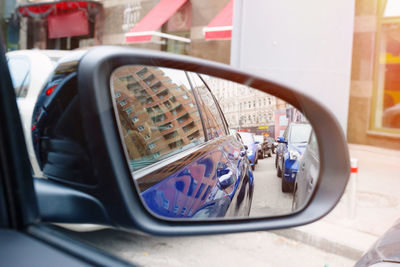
[{"x1": 110, "y1": 65, "x2": 319, "y2": 220}]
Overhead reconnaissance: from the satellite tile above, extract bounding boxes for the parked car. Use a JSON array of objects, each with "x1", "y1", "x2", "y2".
[
  {"x1": 276, "y1": 122, "x2": 312, "y2": 193},
  {"x1": 31, "y1": 59, "x2": 254, "y2": 219},
  {"x1": 355, "y1": 218, "x2": 400, "y2": 266},
  {"x1": 238, "y1": 132, "x2": 259, "y2": 170},
  {"x1": 254, "y1": 135, "x2": 271, "y2": 159},
  {"x1": 6, "y1": 49, "x2": 70, "y2": 175},
  {"x1": 266, "y1": 137, "x2": 276, "y2": 154},
  {"x1": 292, "y1": 131, "x2": 319, "y2": 211}
]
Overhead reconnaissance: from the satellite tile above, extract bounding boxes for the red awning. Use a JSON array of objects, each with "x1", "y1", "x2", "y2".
[
  {"x1": 18, "y1": 1, "x2": 101, "y2": 19},
  {"x1": 204, "y1": 0, "x2": 233, "y2": 40},
  {"x1": 125, "y1": 0, "x2": 188, "y2": 43}
]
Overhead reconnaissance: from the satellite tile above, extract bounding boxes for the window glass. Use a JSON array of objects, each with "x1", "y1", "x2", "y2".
[
  {"x1": 187, "y1": 72, "x2": 226, "y2": 140},
  {"x1": 373, "y1": 22, "x2": 400, "y2": 130},
  {"x1": 289, "y1": 124, "x2": 312, "y2": 143},
  {"x1": 111, "y1": 66, "x2": 205, "y2": 172},
  {"x1": 7, "y1": 56, "x2": 31, "y2": 98},
  {"x1": 308, "y1": 132, "x2": 319, "y2": 158}
]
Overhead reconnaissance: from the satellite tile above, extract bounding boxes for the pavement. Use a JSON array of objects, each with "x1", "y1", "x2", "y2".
[{"x1": 272, "y1": 143, "x2": 400, "y2": 261}]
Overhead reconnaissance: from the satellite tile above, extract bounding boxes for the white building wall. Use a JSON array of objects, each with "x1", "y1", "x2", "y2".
[{"x1": 231, "y1": 0, "x2": 355, "y2": 132}]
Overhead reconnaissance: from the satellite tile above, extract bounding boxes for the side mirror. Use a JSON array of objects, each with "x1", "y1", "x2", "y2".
[
  {"x1": 277, "y1": 136, "x2": 286, "y2": 143},
  {"x1": 32, "y1": 46, "x2": 349, "y2": 236}
]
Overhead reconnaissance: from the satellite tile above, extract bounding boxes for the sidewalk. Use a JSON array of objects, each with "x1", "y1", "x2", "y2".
[{"x1": 273, "y1": 143, "x2": 400, "y2": 260}]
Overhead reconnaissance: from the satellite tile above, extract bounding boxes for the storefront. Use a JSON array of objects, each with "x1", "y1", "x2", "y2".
[
  {"x1": 17, "y1": 0, "x2": 103, "y2": 50},
  {"x1": 348, "y1": 0, "x2": 400, "y2": 149}
]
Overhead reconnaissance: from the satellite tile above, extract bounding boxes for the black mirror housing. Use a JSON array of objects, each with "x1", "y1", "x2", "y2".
[{"x1": 33, "y1": 46, "x2": 350, "y2": 236}]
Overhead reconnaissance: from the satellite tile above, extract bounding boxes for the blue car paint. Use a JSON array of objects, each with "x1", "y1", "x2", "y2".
[
  {"x1": 246, "y1": 143, "x2": 257, "y2": 166},
  {"x1": 280, "y1": 140, "x2": 308, "y2": 184},
  {"x1": 140, "y1": 137, "x2": 253, "y2": 219}
]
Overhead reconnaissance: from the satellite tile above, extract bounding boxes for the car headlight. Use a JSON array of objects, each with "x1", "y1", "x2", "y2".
[
  {"x1": 247, "y1": 150, "x2": 253, "y2": 156},
  {"x1": 289, "y1": 150, "x2": 300, "y2": 160}
]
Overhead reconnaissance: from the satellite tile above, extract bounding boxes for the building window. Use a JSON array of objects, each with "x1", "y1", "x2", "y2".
[
  {"x1": 138, "y1": 125, "x2": 144, "y2": 131},
  {"x1": 148, "y1": 143, "x2": 156, "y2": 150},
  {"x1": 125, "y1": 107, "x2": 133, "y2": 114},
  {"x1": 131, "y1": 116, "x2": 139, "y2": 123},
  {"x1": 119, "y1": 99, "x2": 127, "y2": 106},
  {"x1": 371, "y1": 0, "x2": 400, "y2": 131},
  {"x1": 115, "y1": 92, "x2": 121, "y2": 98}
]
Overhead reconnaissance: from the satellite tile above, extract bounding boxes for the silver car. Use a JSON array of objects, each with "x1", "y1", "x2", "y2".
[{"x1": 292, "y1": 131, "x2": 319, "y2": 210}]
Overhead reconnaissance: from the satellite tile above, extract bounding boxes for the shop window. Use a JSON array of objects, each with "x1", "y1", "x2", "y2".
[{"x1": 371, "y1": 1, "x2": 400, "y2": 131}]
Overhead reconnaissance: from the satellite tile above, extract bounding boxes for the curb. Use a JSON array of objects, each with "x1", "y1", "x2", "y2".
[{"x1": 271, "y1": 227, "x2": 365, "y2": 261}]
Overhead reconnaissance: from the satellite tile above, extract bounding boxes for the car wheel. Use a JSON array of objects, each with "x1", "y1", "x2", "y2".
[
  {"x1": 268, "y1": 149, "x2": 272, "y2": 157},
  {"x1": 275, "y1": 155, "x2": 278, "y2": 168},
  {"x1": 277, "y1": 160, "x2": 282, "y2": 177},
  {"x1": 251, "y1": 164, "x2": 255, "y2": 171},
  {"x1": 282, "y1": 177, "x2": 291, "y2": 193},
  {"x1": 281, "y1": 162, "x2": 291, "y2": 193},
  {"x1": 291, "y1": 184, "x2": 298, "y2": 211}
]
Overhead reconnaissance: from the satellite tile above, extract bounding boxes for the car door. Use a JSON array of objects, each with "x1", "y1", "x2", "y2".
[
  {"x1": 293, "y1": 131, "x2": 320, "y2": 210},
  {"x1": 0, "y1": 36, "x2": 134, "y2": 266},
  {"x1": 188, "y1": 72, "x2": 253, "y2": 217}
]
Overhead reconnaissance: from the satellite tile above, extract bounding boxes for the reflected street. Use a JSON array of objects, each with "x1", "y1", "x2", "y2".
[{"x1": 250, "y1": 155, "x2": 293, "y2": 217}]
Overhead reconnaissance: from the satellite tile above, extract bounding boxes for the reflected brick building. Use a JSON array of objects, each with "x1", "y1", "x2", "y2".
[{"x1": 112, "y1": 65, "x2": 203, "y2": 169}]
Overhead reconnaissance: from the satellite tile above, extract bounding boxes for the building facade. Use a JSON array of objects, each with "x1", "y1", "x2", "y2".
[
  {"x1": 348, "y1": 0, "x2": 400, "y2": 150},
  {"x1": 207, "y1": 77, "x2": 277, "y2": 135},
  {"x1": 15, "y1": 0, "x2": 232, "y2": 64}
]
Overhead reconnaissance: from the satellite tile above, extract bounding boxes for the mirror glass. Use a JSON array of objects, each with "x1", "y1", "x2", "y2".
[{"x1": 110, "y1": 65, "x2": 319, "y2": 220}]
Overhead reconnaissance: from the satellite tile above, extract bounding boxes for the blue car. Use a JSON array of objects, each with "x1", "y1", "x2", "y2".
[
  {"x1": 31, "y1": 61, "x2": 254, "y2": 219},
  {"x1": 276, "y1": 123, "x2": 312, "y2": 192},
  {"x1": 238, "y1": 132, "x2": 259, "y2": 171}
]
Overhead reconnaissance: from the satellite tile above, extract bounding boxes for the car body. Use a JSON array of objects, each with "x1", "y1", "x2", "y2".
[
  {"x1": 31, "y1": 58, "x2": 254, "y2": 219},
  {"x1": 6, "y1": 50, "x2": 70, "y2": 175},
  {"x1": 355, "y1": 218, "x2": 400, "y2": 266},
  {"x1": 238, "y1": 132, "x2": 259, "y2": 170},
  {"x1": 276, "y1": 123, "x2": 312, "y2": 193},
  {"x1": 292, "y1": 131, "x2": 319, "y2": 211},
  {"x1": 266, "y1": 137, "x2": 276, "y2": 154}
]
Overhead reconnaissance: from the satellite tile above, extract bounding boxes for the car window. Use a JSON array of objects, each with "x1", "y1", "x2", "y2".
[
  {"x1": 308, "y1": 132, "x2": 319, "y2": 159},
  {"x1": 239, "y1": 132, "x2": 254, "y2": 146},
  {"x1": 254, "y1": 135, "x2": 264, "y2": 143},
  {"x1": 111, "y1": 66, "x2": 205, "y2": 172},
  {"x1": 289, "y1": 124, "x2": 312, "y2": 143},
  {"x1": 7, "y1": 56, "x2": 31, "y2": 98},
  {"x1": 187, "y1": 72, "x2": 227, "y2": 140}
]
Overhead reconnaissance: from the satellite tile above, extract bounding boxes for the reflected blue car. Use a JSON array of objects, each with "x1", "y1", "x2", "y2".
[
  {"x1": 276, "y1": 123, "x2": 312, "y2": 192},
  {"x1": 238, "y1": 132, "x2": 258, "y2": 171}
]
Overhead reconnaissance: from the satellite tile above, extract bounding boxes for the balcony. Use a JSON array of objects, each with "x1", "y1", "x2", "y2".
[
  {"x1": 187, "y1": 130, "x2": 201, "y2": 141},
  {"x1": 177, "y1": 113, "x2": 190, "y2": 124},
  {"x1": 156, "y1": 88, "x2": 169, "y2": 99},
  {"x1": 150, "y1": 81, "x2": 162, "y2": 92},
  {"x1": 136, "y1": 67, "x2": 148, "y2": 79}
]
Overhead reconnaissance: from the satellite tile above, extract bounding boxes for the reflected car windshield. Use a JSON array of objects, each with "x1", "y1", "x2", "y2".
[
  {"x1": 254, "y1": 135, "x2": 264, "y2": 143},
  {"x1": 289, "y1": 124, "x2": 312, "y2": 143}
]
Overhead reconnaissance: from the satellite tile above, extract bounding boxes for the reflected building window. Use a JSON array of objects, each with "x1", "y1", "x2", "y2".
[{"x1": 111, "y1": 65, "x2": 205, "y2": 171}]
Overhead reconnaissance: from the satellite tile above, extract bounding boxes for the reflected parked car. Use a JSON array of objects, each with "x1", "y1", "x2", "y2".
[
  {"x1": 254, "y1": 135, "x2": 270, "y2": 159},
  {"x1": 7, "y1": 49, "x2": 70, "y2": 175},
  {"x1": 292, "y1": 131, "x2": 319, "y2": 211},
  {"x1": 238, "y1": 132, "x2": 259, "y2": 171},
  {"x1": 31, "y1": 60, "x2": 254, "y2": 219},
  {"x1": 276, "y1": 122, "x2": 312, "y2": 192}
]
